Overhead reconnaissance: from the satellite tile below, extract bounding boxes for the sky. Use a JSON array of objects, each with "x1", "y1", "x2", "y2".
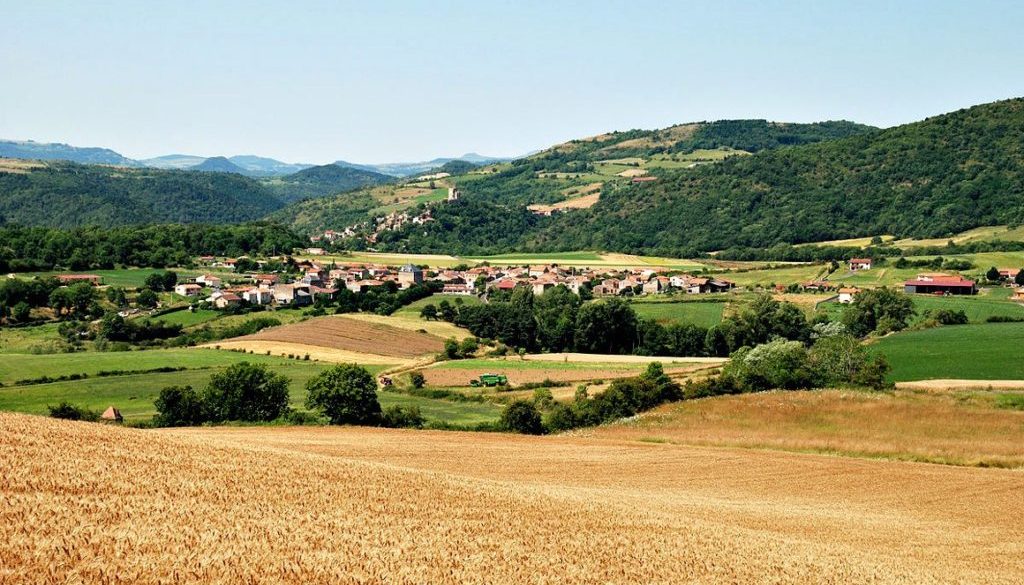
[{"x1": 1, "y1": 0, "x2": 1023, "y2": 164}]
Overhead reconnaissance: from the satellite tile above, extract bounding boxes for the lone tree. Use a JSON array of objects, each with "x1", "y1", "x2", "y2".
[
  {"x1": 986, "y1": 266, "x2": 1002, "y2": 282},
  {"x1": 1016, "y1": 269, "x2": 1024, "y2": 287},
  {"x1": 202, "y1": 362, "x2": 290, "y2": 422},
  {"x1": 305, "y1": 364, "x2": 381, "y2": 425}
]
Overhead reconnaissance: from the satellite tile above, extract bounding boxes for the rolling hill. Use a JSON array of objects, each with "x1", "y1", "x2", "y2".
[
  {"x1": 360, "y1": 99, "x2": 1024, "y2": 256},
  {"x1": 0, "y1": 139, "x2": 138, "y2": 166},
  {"x1": 264, "y1": 163, "x2": 393, "y2": 203},
  {"x1": 191, "y1": 156, "x2": 247, "y2": 174},
  {"x1": 0, "y1": 160, "x2": 284, "y2": 227}
]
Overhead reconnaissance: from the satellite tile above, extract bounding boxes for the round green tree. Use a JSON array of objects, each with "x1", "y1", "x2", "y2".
[
  {"x1": 305, "y1": 364, "x2": 381, "y2": 425},
  {"x1": 202, "y1": 362, "x2": 290, "y2": 422}
]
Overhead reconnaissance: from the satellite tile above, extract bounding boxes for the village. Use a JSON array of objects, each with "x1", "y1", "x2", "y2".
[{"x1": 46, "y1": 253, "x2": 1024, "y2": 313}]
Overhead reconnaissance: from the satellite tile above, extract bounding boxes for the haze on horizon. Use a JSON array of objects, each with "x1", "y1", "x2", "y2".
[{"x1": 2, "y1": 0, "x2": 1023, "y2": 165}]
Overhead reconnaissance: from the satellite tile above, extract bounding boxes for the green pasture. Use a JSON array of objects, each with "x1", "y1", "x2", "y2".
[
  {"x1": 870, "y1": 323, "x2": 1024, "y2": 382},
  {"x1": 630, "y1": 300, "x2": 726, "y2": 327}
]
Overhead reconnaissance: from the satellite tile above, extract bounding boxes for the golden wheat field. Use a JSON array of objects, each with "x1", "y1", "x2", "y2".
[{"x1": 3, "y1": 413, "x2": 1024, "y2": 583}]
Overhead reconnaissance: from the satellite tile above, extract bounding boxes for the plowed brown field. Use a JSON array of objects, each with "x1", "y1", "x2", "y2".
[
  {"x1": 230, "y1": 315, "x2": 445, "y2": 359},
  {"x1": 3, "y1": 413, "x2": 1023, "y2": 583}
]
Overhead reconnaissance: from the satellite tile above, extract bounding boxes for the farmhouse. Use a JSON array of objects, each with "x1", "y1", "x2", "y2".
[
  {"x1": 998, "y1": 268, "x2": 1021, "y2": 280},
  {"x1": 903, "y1": 275, "x2": 977, "y2": 295},
  {"x1": 849, "y1": 258, "x2": 872, "y2": 271},
  {"x1": 173, "y1": 283, "x2": 202, "y2": 297},
  {"x1": 837, "y1": 287, "x2": 860, "y2": 304},
  {"x1": 57, "y1": 274, "x2": 102, "y2": 285}
]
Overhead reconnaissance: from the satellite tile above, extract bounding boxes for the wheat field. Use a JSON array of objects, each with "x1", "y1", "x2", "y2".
[{"x1": 3, "y1": 413, "x2": 1023, "y2": 584}]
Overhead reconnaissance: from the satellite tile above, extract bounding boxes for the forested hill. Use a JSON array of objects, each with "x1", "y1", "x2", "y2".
[
  {"x1": 0, "y1": 161, "x2": 284, "y2": 228},
  {"x1": 264, "y1": 164, "x2": 393, "y2": 203},
  {"x1": 534, "y1": 98, "x2": 1024, "y2": 255},
  {"x1": 546, "y1": 119, "x2": 877, "y2": 160},
  {"x1": 376, "y1": 99, "x2": 1024, "y2": 256}
]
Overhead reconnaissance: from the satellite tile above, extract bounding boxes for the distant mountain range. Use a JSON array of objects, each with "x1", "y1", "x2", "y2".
[{"x1": 0, "y1": 139, "x2": 509, "y2": 178}]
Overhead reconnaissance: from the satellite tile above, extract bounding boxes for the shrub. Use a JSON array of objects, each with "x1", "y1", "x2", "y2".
[
  {"x1": 500, "y1": 400, "x2": 545, "y2": 435},
  {"x1": 47, "y1": 401, "x2": 99, "y2": 422},
  {"x1": 305, "y1": 364, "x2": 382, "y2": 425},
  {"x1": 381, "y1": 405, "x2": 426, "y2": 429},
  {"x1": 409, "y1": 371, "x2": 426, "y2": 389},
  {"x1": 153, "y1": 385, "x2": 206, "y2": 427}
]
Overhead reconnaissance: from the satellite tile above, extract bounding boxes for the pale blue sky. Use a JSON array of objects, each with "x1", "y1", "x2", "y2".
[{"x1": 2, "y1": 0, "x2": 1022, "y2": 163}]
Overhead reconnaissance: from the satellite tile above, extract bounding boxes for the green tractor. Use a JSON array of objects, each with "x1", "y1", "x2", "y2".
[{"x1": 470, "y1": 373, "x2": 508, "y2": 387}]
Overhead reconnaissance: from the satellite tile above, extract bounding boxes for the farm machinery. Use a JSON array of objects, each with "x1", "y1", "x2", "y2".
[{"x1": 470, "y1": 373, "x2": 508, "y2": 387}]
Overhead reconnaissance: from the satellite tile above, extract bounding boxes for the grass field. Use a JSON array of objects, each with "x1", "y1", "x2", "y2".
[
  {"x1": 911, "y1": 293, "x2": 1024, "y2": 322},
  {"x1": 870, "y1": 322, "x2": 1024, "y2": 381},
  {"x1": 5, "y1": 414, "x2": 1021, "y2": 583},
  {"x1": 393, "y1": 294, "x2": 482, "y2": 317},
  {"x1": 0, "y1": 323, "x2": 66, "y2": 353},
  {"x1": 18, "y1": 268, "x2": 232, "y2": 288},
  {"x1": 0, "y1": 355, "x2": 499, "y2": 424},
  {"x1": 630, "y1": 300, "x2": 725, "y2": 327},
  {"x1": 590, "y1": 388, "x2": 1024, "y2": 468},
  {"x1": 722, "y1": 263, "x2": 830, "y2": 286},
  {"x1": 0, "y1": 348, "x2": 295, "y2": 385},
  {"x1": 152, "y1": 308, "x2": 222, "y2": 327}
]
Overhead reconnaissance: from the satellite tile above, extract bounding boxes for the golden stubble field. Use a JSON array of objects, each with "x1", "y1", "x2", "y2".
[{"x1": 3, "y1": 413, "x2": 1024, "y2": 584}]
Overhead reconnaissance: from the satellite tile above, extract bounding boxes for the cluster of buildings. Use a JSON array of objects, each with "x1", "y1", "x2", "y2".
[{"x1": 175, "y1": 260, "x2": 738, "y2": 309}]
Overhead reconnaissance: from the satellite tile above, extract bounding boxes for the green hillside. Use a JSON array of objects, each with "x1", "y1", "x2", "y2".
[
  {"x1": 371, "y1": 98, "x2": 1024, "y2": 256},
  {"x1": 264, "y1": 164, "x2": 393, "y2": 203},
  {"x1": 0, "y1": 160, "x2": 284, "y2": 228}
]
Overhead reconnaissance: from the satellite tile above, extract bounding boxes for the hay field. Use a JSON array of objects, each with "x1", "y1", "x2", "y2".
[
  {"x1": 223, "y1": 315, "x2": 446, "y2": 360},
  {"x1": 4, "y1": 414, "x2": 1021, "y2": 583},
  {"x1": 589, "y1": 389, "x2": 1024, "y2": 468}
]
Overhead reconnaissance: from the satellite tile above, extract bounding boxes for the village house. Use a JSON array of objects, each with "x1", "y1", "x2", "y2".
[
  {"x1": 838, "y1": 287, "x2": 860, "y2": 304},
  {"x1": 210, "y1": 291, "x2": 241, "y2": 309},
  {"x1": 310, "y1": 284, "x2": 338, "y2": 301},
  {"x1": 904, "y1": 274, "x2": 977, "y2": 295},
  {"x1": 173, "y1": 283, "x2": 202, "y2": 297},
  {"x1": 398, "y1": 264, "x2": 424, "y2": 288},
  {"x1": 273, "y1": 284, "x2": 312, "y2": 306},
  {"x1": 242, "y1": 287, "x2": 274, "y2": 305},
  {"x1": 849, "y1": 258, "x2": 873, "y2": 271},
  {"x1": 441, "y1": 283, "x2": 475, "y2": 296},
  {"x1": 251, "y1": 274, "x2": 279, "y2": 286},
  {"x1": 197, "y1": 274, "x2": 222, "y2": 288}
]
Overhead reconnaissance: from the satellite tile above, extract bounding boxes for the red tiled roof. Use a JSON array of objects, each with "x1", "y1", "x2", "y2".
[{"x1": 905, "y1": 277, "x2": 975, "y2": 287}]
